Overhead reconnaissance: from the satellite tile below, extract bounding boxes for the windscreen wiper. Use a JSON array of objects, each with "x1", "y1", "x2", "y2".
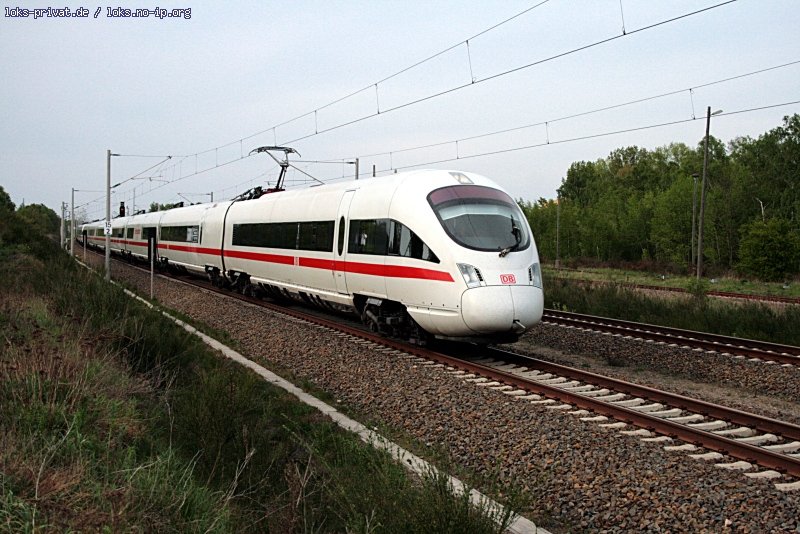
[{"x1": 499, "y1": 216, "x2": 522, "y2": 257}]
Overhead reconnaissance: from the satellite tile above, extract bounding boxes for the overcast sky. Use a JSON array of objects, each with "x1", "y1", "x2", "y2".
[{"x1": 2, "y1": 0, "x2": 798, "y2": 221}]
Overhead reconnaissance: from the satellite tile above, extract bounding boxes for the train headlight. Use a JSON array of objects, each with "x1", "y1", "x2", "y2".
[
  {"x1": 457, "y1": 263, "x2": 485, "y2": 288},
  {"x1": 528, "y1": 262, "x2": 542, "y2": 288}
]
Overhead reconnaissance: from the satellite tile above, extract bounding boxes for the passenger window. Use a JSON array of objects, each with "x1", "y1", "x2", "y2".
[
  {"x1": 232, "y1": 221, "x2": 334, "y2": 251},
  {"x1": 160, "y1": 225, "x2": 199, "y2": 243},
  {"x1": 298, "y1": 221, "x2": 335, "y2": 252},
  {"x1": 346, "y1": 219, "x2": 439, "y2": 262}
]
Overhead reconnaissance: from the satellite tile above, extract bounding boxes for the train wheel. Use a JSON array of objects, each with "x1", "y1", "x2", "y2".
[
  {"x1": 362, "y1": 305, "x2": 383, "y2": 335},
  {"x1": 210, "y1": 272, "x2": 225, "y2": 289},
  {"x1": 232, "y1": 273, "x2": 250, "y2": 295}
]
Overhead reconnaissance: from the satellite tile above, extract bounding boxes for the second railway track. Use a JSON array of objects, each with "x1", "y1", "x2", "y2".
[
  {"x1": 543, "y1": 309, "x2": 800, "y2": 366},
  {"x1": 446, "y1": 347, "x2": 800, "y2": 487}
]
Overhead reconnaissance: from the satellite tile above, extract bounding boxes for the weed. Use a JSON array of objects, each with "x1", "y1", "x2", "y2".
[
  {"x1": 686, "y1": 278, "x2": 709, "y2": 299},
  {"x1": 544, "y1": 276, "x2": 800, "y2": 345}
]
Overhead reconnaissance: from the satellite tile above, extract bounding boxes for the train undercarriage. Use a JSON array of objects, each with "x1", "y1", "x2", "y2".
[{"x1": 203, "y1": 266, "x2": 430, "y2": 345}]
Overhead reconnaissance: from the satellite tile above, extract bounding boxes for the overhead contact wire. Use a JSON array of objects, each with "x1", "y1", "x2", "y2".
[{"x1": 279, "y1": 0, "x2": 739, "y2": 146}]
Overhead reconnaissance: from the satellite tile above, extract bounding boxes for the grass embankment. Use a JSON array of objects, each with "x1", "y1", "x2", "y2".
[
  {"x1": 544, "y1": 275, "x2": 800, "y2": 346},
  {"x1": 543, "y1": 265, "x2": 800, "y2": 299},
  {"x1": 0, "y1": 238, "x2": 513, "y2": 532}
]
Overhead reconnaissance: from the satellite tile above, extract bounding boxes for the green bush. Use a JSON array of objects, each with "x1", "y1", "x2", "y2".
[
  {"x1": 737, "y1": 218, "x2": 800, "y2": 281},
  {"x1": 686, "y1": 278, "x2": 709, "y2": 298}
]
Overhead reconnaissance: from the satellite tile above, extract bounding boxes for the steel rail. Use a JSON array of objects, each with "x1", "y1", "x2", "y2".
[
  {"x1": 429, "y1": 349, "x2": 800, "y2": 478},
  {"x1": 197, "y1": 298, "x2": 800, "y2": 476},
  {"x1": 487, "y1": 347, "x2": 800, "y2": 442},
  {"x1": 543, "y1": 309, "x2": 800, "y2": 365}
]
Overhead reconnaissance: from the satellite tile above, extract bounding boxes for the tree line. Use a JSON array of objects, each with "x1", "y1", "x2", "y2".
[
  {"x1": 0, "y1": 185, "x2": 61, "y2": 258},
  {"x1": 520, "y1": 114, "x2": 800, "y2": 281},
  {"x1": 0, "y1": 186, "x2": 60, "y2": 237}
]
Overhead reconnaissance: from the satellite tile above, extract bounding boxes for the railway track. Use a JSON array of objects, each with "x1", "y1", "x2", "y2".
[
  {"x1": 543, "y1": 309, "x2": 800, "y2": 366},
  {"x1": 448, "y1": 347, "x2": 800, "y2": 488},
  {"x1": 641, "y1": 284, "x2": 800, "y2": 304},
  {"x1": 549, "y1": 275, "x2": 800, "y2": 305},
  {"x1": 87, "y1": 248, "x2": 800, "y2": 488}
]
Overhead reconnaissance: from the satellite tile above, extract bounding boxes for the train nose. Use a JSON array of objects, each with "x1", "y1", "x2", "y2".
[{"x1": 460, "y1": 285, "x2": 544, "y2": 334}]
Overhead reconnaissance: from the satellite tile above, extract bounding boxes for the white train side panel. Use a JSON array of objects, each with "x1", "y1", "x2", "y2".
[{"x1": 79, "y1": 169, "x2": 544, "y2": 343}]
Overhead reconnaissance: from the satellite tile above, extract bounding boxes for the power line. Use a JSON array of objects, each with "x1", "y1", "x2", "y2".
[
  {"x1": 153, "y1": 0, "x2": 737, "y2": 182},
  {"x1": 114, "y1": 154, "x2": 175, "y2": 158},
  {"x1": 103, "y1": 156, "x2": 289, "y2": 217},
  {"x1": 371, "y1": 100, "x2": 800, "y2": 175},
  {"x1": 108, "y1": 0, "x2": 550, "y2": 188},
  {"x1": 479, "y1": 1, "x2": 738, "y2": 87},
  {"x1": 246, "y1": 1, "x2": 552, "y2": 137},
  {"x1": 139, "y1": 1, "x2": 551, "y2": 181},
  {"x1": 75, "y1": 156, "x2": 172, "y2": 209},
  {"x1": 101, "y1": 84, "x2": 798, "y2": 213},
  {"x1": 346, "y1": 59, "x2": 800, "y2": 161},
  {"x1": 86, "y1": 1, "x2": 788, "y2": 210},
  {"x1": 85, "y1": 51, "x2": 795, "y2": 212},
  {"x1": 294, "y1": 159, "x2": 356, "y2": 165},
  {"x1": 376, "y1": 0, "x2": 551, "y2": 87},
  {"x1": 279, "y1": 0, "x2": 740, "y2": 146},
  {"x1": 111, "y1": 156, "x2": 173, "y2": 188}
]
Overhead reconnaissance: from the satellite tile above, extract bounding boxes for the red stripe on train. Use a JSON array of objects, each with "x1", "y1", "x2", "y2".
[
  {"x1": 338, "y1": 260, "x2": 454, "y2": 282},
  {"x1": 101, "y1": 241, "x2": 454, "y2": 282},
  {"x1": 223, "y1": 248, "x2": 295, "y2": 265}
]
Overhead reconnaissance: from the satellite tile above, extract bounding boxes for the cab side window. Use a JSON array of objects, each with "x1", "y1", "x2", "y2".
[
  {"x1": 348, "y1": 219, "x2": 390, "y2": 255},
  {"x1": 389, "y1": 221, "x2": 439, "y2": 263},
  {"x1": 349, "y1": 219, "x2": 439, "y2": 263}
]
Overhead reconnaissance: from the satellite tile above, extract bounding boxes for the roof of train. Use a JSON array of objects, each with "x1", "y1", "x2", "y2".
[{"x1": 80, "y1": 169, "x2": 505, "y2": 228}]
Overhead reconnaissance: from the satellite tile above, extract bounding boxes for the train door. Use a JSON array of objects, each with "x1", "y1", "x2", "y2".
[
  {"x1": 334, "y1": 190, "x2": 355, "y2": 294},
  {"x1": 142, "y1": 226, "x2": 157, "y2": 263}
]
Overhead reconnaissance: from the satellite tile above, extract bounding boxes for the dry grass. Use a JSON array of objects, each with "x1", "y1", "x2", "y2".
[
  {"x1": 0, "y1": 279, "x2": 228, "y2": 532},
  {"x1": 1, "y1": 240, "x2": 521, "y2": 533}
]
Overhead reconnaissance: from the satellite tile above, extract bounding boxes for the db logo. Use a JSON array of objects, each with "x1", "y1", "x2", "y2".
[{"x1": 500, "y1": 274, "x2": 516, "y2": 284}]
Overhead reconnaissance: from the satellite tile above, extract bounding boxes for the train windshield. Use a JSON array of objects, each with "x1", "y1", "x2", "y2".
[{"x1": 427, "y1": 185, "x2": 530, "y2": 253}]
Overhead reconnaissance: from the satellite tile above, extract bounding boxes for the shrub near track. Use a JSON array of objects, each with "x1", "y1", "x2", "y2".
[
  {"x1": 0, "y1": 238, "x2": 514, "y2": 532},
  {"x1": 545, "y1": 277, "x2": 800, "y2": 346}
]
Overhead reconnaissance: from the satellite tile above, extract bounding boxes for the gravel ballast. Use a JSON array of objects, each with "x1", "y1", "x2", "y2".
[
  {"x1": 89, "y1": 255, "x2": 800, "y2": 533},
  {"x1": 512, "y1": 324, "x2": 800, "y2": 426}
]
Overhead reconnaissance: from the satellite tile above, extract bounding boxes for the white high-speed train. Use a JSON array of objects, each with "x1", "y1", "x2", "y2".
[{"x1": 82, "y1": 169, "x2": 544, "y2": 344}]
